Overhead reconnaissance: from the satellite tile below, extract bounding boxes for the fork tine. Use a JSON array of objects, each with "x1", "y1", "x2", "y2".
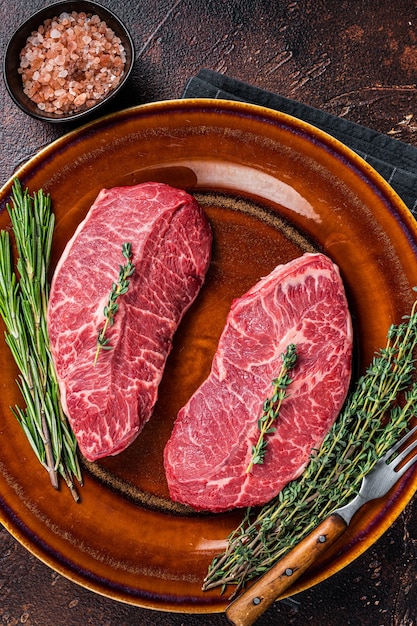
[
  {"x1": 393, "y1": 438, "x2": 417, "y2": 476},
  {"x1": 382, "y1": 423, "x2": 417, "y2": 462}
]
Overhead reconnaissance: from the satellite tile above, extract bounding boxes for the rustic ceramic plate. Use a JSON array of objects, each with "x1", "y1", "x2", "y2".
[{"x1": 1, "y1": 99, "x2": 417, "y2": 613}]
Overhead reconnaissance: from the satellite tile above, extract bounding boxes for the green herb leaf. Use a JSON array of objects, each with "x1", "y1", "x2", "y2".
[
  {"x1": 94, "y1": 242, "x2": 135, "y2": 366},
  {"x1": 0, "y1": 179, "x2": 82, "y2": 500},
  {"x1": 246, "y1": 343, "x2": 297, "y2": 473}
]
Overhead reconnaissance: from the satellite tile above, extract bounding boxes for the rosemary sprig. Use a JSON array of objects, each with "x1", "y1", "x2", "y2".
[
  {"x1": 0, "y1": 179, "x2": 82, "y2": 501},
  {"x1": 203, "y1": 292, "x2": 417, "y2": 596},
  {"x1": 247, "y1": 344, "x2": 297, "y2": 473},
  {"x1": 94, "y1": 242, "x2": 135, "y2": 366}
]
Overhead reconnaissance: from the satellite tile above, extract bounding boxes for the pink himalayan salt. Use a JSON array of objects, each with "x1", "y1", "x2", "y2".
[{"x1": 18, "y1": 10, "x2": 126, "y2": 115}]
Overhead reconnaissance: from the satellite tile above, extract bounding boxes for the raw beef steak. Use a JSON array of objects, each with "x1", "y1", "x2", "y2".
[
  {"x1": 164, "y1": 253, "x2": 352, "y2": 512},
  {"x1": 48, "y1": 182, "x2": 212, "y2": 462}
]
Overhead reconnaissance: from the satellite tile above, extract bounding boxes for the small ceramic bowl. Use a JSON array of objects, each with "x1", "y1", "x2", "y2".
[{"x1": 3, "y1": 1, "x2": 134, "y2": 123}]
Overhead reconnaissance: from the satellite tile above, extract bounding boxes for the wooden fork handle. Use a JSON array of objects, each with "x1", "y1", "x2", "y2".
[{"x1": 225, "y1": 513, "x2": 347, "y2": 626}]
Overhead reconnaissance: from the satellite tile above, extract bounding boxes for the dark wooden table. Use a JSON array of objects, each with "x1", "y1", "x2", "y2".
[{"x1": 1, "y1": 1, "x2": 417, "y2": 624}]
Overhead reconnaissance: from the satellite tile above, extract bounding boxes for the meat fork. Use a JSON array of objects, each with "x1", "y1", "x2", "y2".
[{"x1": 226, "y1": 424, "x2": 417, "y2": 626}]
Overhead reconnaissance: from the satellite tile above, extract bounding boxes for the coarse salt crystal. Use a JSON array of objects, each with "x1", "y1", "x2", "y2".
[
  {"x1": 54, "y1": 54, "x2": 66, "y2": 66},
  {"x1": 73, "y1": 93, "x2": 87, "y2": 106},
  {"x1": 40, "y1": 72, "x2": 51, "y2": 84},
  {"x1": 50, "y1": 28, "x2": 61, "y2": 39}
]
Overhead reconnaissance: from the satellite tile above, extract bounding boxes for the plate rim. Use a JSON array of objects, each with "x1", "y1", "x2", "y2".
[{"x1": 1, "y1": 97, "x2": 417, "y2": 613}]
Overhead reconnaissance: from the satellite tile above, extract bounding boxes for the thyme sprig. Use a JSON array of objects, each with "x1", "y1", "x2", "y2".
[
  {"x1": 203, "y1": 292, "x2": 417, "y2": 596},
  {"x1": 247, "y1": 344, "x2": 297, "y2": 473},
  {"x1": 0, "y1": 180, "x2": 82, "y2": 500},
  {"x1": 94, "y1": 242, "x2": 135, "y2": 366}
]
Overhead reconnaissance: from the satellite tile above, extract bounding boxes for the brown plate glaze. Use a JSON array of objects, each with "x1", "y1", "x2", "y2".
[{"x1": 1, "y1": 99, "x2": 417, "y2": 613}]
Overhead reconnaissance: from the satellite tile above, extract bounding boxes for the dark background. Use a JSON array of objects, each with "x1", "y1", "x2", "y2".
[{"x1": 1, "y1": 1, "x2": 417, "y2": 624}]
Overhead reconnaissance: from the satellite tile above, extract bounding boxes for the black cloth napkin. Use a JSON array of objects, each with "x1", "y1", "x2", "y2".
[{"x1": 182, "y1": 69, "x2": 417, "y2": 218}]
